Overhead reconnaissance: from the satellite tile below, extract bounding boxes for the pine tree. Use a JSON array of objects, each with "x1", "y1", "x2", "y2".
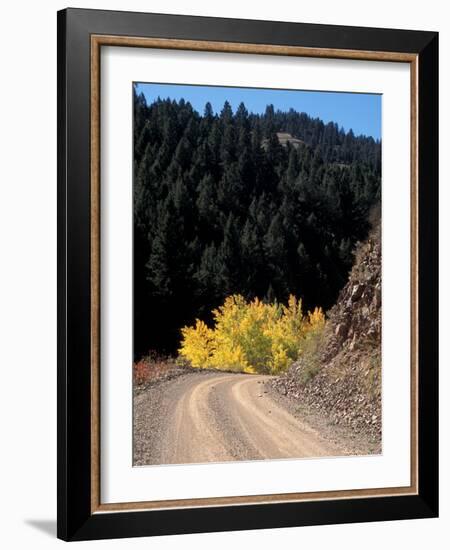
[{"x1": 132, "y1": 91, "x2": 381, "y2": 355}]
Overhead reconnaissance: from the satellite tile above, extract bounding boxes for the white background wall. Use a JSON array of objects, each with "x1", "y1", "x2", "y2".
[{"x1": 0, "y1": 1, "x2": 447, "y2": 548}]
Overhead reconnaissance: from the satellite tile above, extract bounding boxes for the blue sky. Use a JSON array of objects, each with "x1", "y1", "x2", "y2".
[{"x1": 136, "y1": 82, "x2": 381, "y2": 140}]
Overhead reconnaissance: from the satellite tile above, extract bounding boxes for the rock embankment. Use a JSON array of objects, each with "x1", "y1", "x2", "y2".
[{"x1": 272, "y1": 227, "x2": 382, "y2": 449}]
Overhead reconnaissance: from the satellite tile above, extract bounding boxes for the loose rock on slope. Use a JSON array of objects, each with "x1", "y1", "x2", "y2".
[{"x1": 271, "y1": 226, "x2": 382, "y2": 451}]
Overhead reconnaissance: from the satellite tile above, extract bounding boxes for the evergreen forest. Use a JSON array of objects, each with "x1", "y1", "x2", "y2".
[{"x1": 133, "y1": 86, "x2": 381, "y2": 359}]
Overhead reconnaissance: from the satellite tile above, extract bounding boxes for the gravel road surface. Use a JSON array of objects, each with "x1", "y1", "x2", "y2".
[{"x1": 134, "y1": 371, "x2": 345, "y2": 465}]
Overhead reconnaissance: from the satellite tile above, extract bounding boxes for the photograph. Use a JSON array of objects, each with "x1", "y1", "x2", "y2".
[
  {"x1": 53, "y1": 6, "x2": 438, "y2": 542},
  {"x1": 132, "y1": 82, "x2": 382, "y2": 466}
]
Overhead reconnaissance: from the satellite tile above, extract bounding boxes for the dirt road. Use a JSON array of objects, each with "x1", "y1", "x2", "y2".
[{"x1": 134, "y1": 371, "x2": 344, "y2": 466}]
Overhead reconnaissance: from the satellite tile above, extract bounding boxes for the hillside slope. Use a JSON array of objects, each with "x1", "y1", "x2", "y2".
[{"x1": 272, "y1": 227, "x2": 382, "y2": 449}]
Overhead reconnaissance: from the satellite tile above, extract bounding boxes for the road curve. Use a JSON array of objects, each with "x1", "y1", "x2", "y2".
[{"x1": 133, "y1": 371, "x2": 343, "y2": 466}]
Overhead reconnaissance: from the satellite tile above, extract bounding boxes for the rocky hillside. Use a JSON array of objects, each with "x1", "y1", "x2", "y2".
[{"x1": 272, "y1": 226, "x2": 382, "y2": 449}]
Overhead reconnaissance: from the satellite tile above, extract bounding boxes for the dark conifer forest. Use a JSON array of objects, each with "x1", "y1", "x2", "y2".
[{"x1": 133, "y1": 86, "x2": 381, "y2": 358}]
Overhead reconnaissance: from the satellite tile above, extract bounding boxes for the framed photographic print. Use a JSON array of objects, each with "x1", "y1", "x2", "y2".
[{"x1": 57, "y1": 8, "x2": 438, "y2": 541}]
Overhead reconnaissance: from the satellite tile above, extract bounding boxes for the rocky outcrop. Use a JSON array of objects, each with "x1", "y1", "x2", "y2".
[
  {"x1": 272, "y1": 226, "x2": 382, "y2": 449},
  {"x1": 261, "y1": 132, "x2": 305, "y2": 150}
]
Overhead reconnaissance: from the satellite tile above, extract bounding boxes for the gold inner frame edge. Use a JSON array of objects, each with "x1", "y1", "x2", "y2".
[{"x1": 90, "y1": 34, "x2": 419, "y2": 514}]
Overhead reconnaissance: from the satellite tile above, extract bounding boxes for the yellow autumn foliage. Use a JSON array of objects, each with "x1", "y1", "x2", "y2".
[{"x1": 179, "y1": 294, "x2": 325, "y2": 374}]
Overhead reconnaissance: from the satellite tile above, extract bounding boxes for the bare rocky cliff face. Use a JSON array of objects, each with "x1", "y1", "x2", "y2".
[{"x1": 272, "y1": 226, "x2": 382, "y2": 450}]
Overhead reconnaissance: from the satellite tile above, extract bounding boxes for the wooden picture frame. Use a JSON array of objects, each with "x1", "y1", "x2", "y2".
[{"x1": 57, "y1": 8, "x2": 438, "y2": 541}]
